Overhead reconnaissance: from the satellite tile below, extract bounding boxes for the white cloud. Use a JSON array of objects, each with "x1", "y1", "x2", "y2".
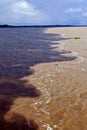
[
  {"x1": 11, "y1": 1, "x2": 40, "y2": 16},
  {"x1": 0, "y1": 0, "x2": 50, "y2": 25},
  {"x1": 66, "y1": 7, "x2": 87, "y2": 18},
  {"x1": 66, "y1": 8, "x2": 82, "y2": 13}
]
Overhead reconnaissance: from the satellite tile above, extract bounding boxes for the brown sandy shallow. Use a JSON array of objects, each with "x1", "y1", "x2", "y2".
[{"x1": 0, "y1": 27, "x2": 87, "y2": 130}]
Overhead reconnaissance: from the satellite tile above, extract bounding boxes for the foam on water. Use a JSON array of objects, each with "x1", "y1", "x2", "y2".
[
  {"x1": 71, "y1": 51, "x2": 86, "y2": 64},
  {"x1": 43, "y1": 124, "x2": 53, "y2": 130}
]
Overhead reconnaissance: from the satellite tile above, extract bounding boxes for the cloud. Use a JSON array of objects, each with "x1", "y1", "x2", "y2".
[
  {"x1": 66, "y1": 7, "x2": 87, "y2": 17},
  {"x1": 11, "y1": 1, "x2": 40, "y2": 16},
  {"x1": 0, "y1": 0, "x2": 49, "y2": 25},
  {"x1": 66, "y1": 8, "x2": 82, "y2": 13}
]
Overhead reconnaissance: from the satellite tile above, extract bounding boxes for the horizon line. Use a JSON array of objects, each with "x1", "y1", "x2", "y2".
[{"x1": 0, "y1": 24, "x2": 87, "y2": 28}]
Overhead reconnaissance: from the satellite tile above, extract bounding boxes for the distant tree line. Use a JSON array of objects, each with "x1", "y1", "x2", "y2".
[
  {"x1": 0, "y1": 24, "x2": 86, "y2": 28},
  {"x1": 0, "y1": 24, "x2": 14, "y2": 28}
]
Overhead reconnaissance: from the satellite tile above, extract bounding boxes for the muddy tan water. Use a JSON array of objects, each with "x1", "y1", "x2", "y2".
[{"x1": 0, "y1": 27, "x2": 87, "y2": 130}]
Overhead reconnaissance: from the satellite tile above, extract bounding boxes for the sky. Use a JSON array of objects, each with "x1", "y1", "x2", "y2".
[{"x1": 0, "y1": 0, "x2": 87, "y2": 25}]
